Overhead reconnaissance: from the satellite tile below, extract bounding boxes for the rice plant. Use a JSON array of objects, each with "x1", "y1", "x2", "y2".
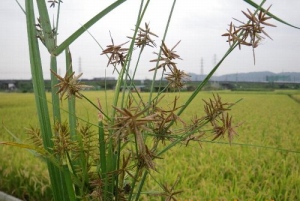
[{"x1": 1, "y1": 0, "x2": 300, "y2": 200}]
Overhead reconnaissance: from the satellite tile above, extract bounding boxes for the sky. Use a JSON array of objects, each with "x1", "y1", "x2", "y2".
[{"x1": 1, "y1": 0, "x2": 300, "y2": 80}]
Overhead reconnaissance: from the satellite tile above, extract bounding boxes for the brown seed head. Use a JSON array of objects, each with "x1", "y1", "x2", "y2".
[
  {"x1": 51, "y1": 69, "x2": 92, "y2": 101},
  {"x1": 128, "y1": 22, "x2": 158, "y2": 49}
]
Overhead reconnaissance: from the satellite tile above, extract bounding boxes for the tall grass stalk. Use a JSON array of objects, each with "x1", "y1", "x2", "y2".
[
  {"x1": 1, "y1": 0, "x2": 300, "y2": 200},
  {"x1": 24, "y1": 0, "x2": 71, "y2": 200}
]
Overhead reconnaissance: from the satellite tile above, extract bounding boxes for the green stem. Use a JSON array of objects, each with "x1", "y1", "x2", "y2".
[
  {"x1": 135, "y1": 171, "x2": 148, "y2": 201},
  {"x1": 81, "y1": 94, "x2": 111, "y2": 121},
  {"x1": 148, "y1": 0, "x2": 177, "y2": 102},
  {"x1": 54, "y1": 0, "x2": 62, "y2": 44},
  {"x1": 25, "y1": 1, "x2": 69, "y2": 200},
  {"x1": 98, "y1": 121, "x2": 108, "y2": 199},
  {"x1": 50, "y1": 55, "x2": 61, "y2": 122},
  {"x1": 35, "y1": 0, "x2": 56, "y2": 52},
  {"x1": 119, "y1": 0, "x2": 147, "y2": 109},
  {"x1": 65, "y1": 48, "x2": 77, "y2": 139},
  {"x1": 128, "y1": 132, "x2": 142, "y2": 200}
]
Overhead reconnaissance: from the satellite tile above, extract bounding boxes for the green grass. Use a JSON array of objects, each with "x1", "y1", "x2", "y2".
[{"x1": 1, "y1": 90, "x2": 300, "y2": 200}]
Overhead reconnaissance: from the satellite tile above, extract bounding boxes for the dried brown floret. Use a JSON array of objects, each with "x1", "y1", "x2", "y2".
[
  {"x1": 152, "y1": 176, "x2": 183, "y2": 201},
  {"x1": 52, "y1": 121, "x2": 76, "y2": 158},
  {"x1": 48, "y1": 0, "x2": 63, "y2": 8},
  {"x1": 211, "y1": 113, "x2": 238, "y2": 144},
  {"x1": 152, "y1": 96, "x2": 185, "y2": 144},
  {"x1": 149, "y1": 41, "x2": 182, "y2": 72},
  {"x1": 128, "y1": 22, "x2": 158, "y2": 49},
  {"x1": 222, "y1": 5, "x2": 276, "y2": 64},
  {"x1": 51, "y1": 69, "x2": 92, "y2": 101},
  {"x1": 101, "y1": 33, "x2": 129, "y2": 67},
  {"x1": 165, "y1": 67, "x2": 190, "y2": 90}
]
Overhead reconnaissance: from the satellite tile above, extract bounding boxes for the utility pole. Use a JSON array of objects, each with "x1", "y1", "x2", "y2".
[
  {"x1": 201, "y1": 57, "x2": 204, "y2": 75},
  {"x1": 199, "y1": 57, "x2": 203, "y2": 81},
  {"x1": 213, "y1": 54, "x2": 217, "y2": 67},
  {"x1": 213, "y1": 54, "x2": 217, "y2": 83},
  {"x1": 78, "y1": 57, "x2": 82, "y2": 74}
]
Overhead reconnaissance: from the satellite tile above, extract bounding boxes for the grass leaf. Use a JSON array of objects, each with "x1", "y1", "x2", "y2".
[{"x1": 52, "y1": 0, "x2": 126, "y2": 56}]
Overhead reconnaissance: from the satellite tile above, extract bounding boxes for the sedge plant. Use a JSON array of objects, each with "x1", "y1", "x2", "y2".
[{"x1": 1, "y1": 0, "x2": 300, "y2": 200}]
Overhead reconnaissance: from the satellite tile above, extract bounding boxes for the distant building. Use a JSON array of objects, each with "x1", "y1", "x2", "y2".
[
  {"x1": 0, "y1": 80, "x2": 17, "y2": 91},
  {"x1": 266, "y1": 75, "x2": 291, "y2": 82},
  {"x1": 93, "y1": 77, "x2": 115, "y2": 80},
  {"x1": 119, "y1": 85, "x2": 145, "y2": 92}
]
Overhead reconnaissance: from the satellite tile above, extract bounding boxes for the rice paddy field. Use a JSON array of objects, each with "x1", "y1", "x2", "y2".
[{"x1": 1, "y1": 90, "x2": 300, "y2": 201}]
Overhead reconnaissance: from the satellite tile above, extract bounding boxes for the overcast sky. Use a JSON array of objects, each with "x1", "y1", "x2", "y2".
[{"x1": 1, "y1": 0, "x2": 300, "y2": 80}]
